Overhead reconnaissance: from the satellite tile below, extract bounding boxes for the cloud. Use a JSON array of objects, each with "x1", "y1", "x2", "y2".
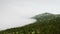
[{"x1": 0, "y1": 0, "x2": 60, "y2": 30}]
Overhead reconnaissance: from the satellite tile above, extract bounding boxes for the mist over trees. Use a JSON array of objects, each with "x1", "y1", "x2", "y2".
[{"x1": 0, "y1": 12, "x2": 60, "y2": 34}]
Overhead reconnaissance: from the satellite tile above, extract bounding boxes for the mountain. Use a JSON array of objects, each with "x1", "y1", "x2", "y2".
[
  {"x1": 0, "y1": 12, "x2": 60, "y2": 34},
  {"x1": 32, "y1": 12, "x2": 60, "y2": 21}
]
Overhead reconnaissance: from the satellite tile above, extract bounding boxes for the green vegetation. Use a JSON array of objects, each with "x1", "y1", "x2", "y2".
[{"x1": 0, "y1": 13, "x2": 60, "y2": 34}]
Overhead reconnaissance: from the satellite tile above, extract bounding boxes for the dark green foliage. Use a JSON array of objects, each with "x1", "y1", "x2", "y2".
[{"x1": 0, "y1": 13, "x2": 60, "y2": 34}]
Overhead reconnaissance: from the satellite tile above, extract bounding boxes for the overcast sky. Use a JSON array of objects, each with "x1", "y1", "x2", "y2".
[{"x1": 0, "y1": 0, "x2": 60, "y2": 30}]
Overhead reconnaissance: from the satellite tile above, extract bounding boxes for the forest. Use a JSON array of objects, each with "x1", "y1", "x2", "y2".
[{"x1": 0, "y1": 13, "x2": 60, "y2": 34}]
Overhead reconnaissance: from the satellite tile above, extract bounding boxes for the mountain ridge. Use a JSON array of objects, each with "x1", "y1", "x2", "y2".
[{"x1": 0, "y1": 12, "x2": 60, "y2": 34}]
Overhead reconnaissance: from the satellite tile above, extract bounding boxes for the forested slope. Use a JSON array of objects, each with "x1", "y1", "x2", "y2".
[{"x1": 0, "y1": 13, "x2": 60, "y2": 34}]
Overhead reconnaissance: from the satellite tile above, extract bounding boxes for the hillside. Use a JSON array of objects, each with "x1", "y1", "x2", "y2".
[{"x1": 0, "y1": 13, "x2": 60, "y2": 34}]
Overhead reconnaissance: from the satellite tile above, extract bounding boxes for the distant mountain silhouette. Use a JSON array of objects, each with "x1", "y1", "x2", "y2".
[
  {"x1": 0, "y1": 12, "x2": 60, "y2": 34},
  {"x1": 32, "y1": 12, "x2": 59, "y2": 21}
]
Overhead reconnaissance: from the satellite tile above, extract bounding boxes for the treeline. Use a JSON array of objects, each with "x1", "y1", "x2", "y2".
[{"x1": 0, "y1": 13, "x2": 60, "y2": 34}]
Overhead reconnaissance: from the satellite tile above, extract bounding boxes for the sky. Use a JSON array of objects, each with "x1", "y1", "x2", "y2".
[{"x1": 0, "y1": 0, "x2": 60, "y2": 30}]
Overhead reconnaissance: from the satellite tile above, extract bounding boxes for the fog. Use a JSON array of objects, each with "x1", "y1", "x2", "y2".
[{"x1": 0, "y1": 0, "x2": 60, "y2": 30}]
